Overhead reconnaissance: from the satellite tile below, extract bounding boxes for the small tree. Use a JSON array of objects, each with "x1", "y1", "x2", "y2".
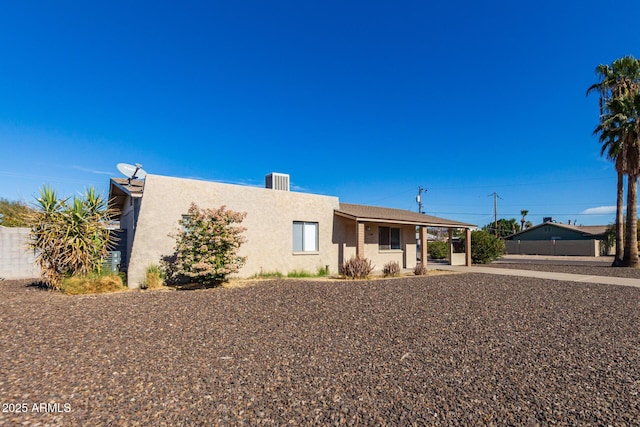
[
  {"x1": 30, "y1": 186, "x2": 116, "y2": 289},
  {"x1": 0, "y1": 198, "x2": 35, "y2": 227},
  {"x1": 168, "y1": 203, "x2": 247, "y2": 285},
  {"x1": 483, "y1": 218, "x2": 520, "y2": 238},
  {"x1": 520, "y1": 210, "x2": 529, "y2": 231},
  {"x1": 463, "y1": 230, "x2": 505, "y2": 264},
  {"x1": 428, "y1": 241, "x2": 449, "y2": 259}
]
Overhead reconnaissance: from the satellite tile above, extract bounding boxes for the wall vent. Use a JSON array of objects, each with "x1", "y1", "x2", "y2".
[{"x1": 265, "y1": 173, "x2": 290, "y2": 191}]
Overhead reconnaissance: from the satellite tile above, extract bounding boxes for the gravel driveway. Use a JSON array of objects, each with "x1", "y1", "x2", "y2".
[{"x1": 1, "y1": 273, "x2": 638, "y2": 426}]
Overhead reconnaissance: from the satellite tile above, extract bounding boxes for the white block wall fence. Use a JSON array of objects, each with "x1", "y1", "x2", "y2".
[{"x1": 0, "y1": 227, "x2": 40, "y2": 280}]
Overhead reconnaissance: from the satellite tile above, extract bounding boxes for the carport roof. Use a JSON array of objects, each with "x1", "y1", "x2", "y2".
[
  {"x1": 335, "y1": 203, "x2": 476, "y2": 228},
  {"x1": 108, "y1": 178, "x2": 145, "y2": 214}
]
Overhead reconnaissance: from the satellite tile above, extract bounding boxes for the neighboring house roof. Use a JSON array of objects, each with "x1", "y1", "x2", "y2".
[
  {"x1": 506, "y1": 222, "x2": 608, "y2": 240},
  {"x1": 335, "y1": 203, "x2": 476, "y2": 228}
]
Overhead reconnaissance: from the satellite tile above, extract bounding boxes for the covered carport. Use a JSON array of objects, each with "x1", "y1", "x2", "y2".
[{"x1": 334, "y1": 203, "x2": 476, "y2": 269}]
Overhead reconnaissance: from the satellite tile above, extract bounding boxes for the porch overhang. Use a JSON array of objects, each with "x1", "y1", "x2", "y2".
[
  {"x1": 335, "y1": 203, "x2": 476, "y2": 267},
  {"x1": 335, "y1": 203, "x2": 475, "y2": 229},
  {"x1": 108, "y1": 178, "x2": 145, "y2": 218}
]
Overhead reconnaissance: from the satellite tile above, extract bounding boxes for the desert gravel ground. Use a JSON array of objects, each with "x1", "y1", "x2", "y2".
[{"x1": 1, "y1": 271, "x2": 639, "y2": 426}]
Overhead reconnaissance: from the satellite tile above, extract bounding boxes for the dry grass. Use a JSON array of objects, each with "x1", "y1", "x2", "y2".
[
  {"x1": 60, "y1": 273, "x2": 126, "y2": 295},
  {"x1": 144, "y1": 265, "x2": 166, "y2": 289}
]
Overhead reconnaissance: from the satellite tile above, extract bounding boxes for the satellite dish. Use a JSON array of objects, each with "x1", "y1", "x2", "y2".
[{"x1": 117, "y1": 163, "x2": 147, "y2": 180}]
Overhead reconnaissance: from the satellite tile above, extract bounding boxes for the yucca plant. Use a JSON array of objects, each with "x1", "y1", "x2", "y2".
[{"x1": 30, "y1": 186, "x2": 116, "y2": 290}]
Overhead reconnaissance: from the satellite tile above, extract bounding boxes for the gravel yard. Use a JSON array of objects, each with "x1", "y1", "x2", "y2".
[{"x1": 1, "y1": 272, "x2": 639, "y2": 426}]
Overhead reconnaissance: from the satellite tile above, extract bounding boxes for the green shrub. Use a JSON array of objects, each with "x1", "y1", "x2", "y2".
[
  {"x1": 413, "y1": 263, "x2": 427, "y2": 276},
  {"x1": 316, "y1": 265, "x2": 330, "y2": 277},
  {"x1": 428, "y1": 241, "x2": 449, "y2": 259},
  {"x1": 465, "y1": 230, "x2": 505, "y2": 264},
  {"x1": 285, "y1": 266, "x2": 329, "y2": 278},
  {"x1": 341, "y1": 256, "x2": 374, "y2": 279},
  {"x1": 382, "y1": 260, "x2": 401, "y2": 277},
  {"x1": 0, "y1": 198, "x2": 35, "y2": 227},
  {"x1": 143, "y1": 265, "x2": 166, "y2": 289}
]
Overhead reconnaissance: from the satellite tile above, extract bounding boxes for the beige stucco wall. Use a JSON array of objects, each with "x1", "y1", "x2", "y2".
[
  {"x1": 127, "y1": 174, "x2": 340, "y2": 287},
  {"x1": 333, "y1": 218, "x2": 417, "y2": 272}
]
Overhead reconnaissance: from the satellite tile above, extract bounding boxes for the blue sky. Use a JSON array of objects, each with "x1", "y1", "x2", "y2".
[{"x1": 1, "y1": 0, "x2": 639, "y2": 227}]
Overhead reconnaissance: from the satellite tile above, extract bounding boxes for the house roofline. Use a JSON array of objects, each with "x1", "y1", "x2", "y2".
[
  {"x1": 506, "y1": 221, "x2": 608, "y2": 239},
  {"x1": 335, "y1": 203, "x2": 476, "y2": 229}
]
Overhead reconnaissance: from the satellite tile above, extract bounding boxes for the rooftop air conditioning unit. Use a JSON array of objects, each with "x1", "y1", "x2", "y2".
[{"x1": 265, "y1": 173, "x2": 290, "y2": 191}]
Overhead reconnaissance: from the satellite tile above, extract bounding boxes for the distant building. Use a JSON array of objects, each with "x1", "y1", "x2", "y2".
[{"x1": 505, "y1": 221, "x2": 609, "y2": 256}]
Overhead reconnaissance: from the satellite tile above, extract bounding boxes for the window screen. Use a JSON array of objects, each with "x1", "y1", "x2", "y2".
[
  {"x1": 379, "y1": 226, "x2": 401, "y2": 250},
  {"x1": 293, "y1": 221, "x2": 318, "y2": 252}
]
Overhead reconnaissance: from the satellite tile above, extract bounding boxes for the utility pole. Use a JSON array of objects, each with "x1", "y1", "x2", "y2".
[
  {"x1": 494, "y1": 192, "x2": 498, "y2": 235},
  {"x1": 490, "y1": 192, "x2": 502, "y2": 236},
  {"x1": 416, "y1": 186, "x2": 426, "y2": 214}
]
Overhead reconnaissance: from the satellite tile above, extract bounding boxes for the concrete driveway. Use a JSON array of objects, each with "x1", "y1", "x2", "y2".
[{"x1": 434, "y1": 255, "x2": 640, "y2": 288}]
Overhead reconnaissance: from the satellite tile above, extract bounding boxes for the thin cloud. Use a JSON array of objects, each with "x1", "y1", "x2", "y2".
[
  {"x1": 581, "y1": 206, "x2": 619, "y2": 215},
  {"x1": 70, "y1": 166, "x2": 114, "y2": 176}
]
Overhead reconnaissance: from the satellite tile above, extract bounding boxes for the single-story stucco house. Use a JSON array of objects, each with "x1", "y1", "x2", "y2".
[
  {"x1": 505, "y1": 220, "x2": 609, "y2": 256},
  {"x1": 109, "y1": 173, "x2": 476, "y2": 288}
]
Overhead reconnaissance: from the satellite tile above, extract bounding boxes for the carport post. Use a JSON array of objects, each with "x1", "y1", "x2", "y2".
[
  {"x1": 356, "y1": 221, "x2": 365, "y2": 259},
  {"x1": 465, "y1": 228, "x2": 472, "y2": 266},
  {"x1": 419, "y1": 226, "x2": 428, "y2": 269},
  {"x1": 448, "y1": 228, "x2": 454, "y2": 264}
]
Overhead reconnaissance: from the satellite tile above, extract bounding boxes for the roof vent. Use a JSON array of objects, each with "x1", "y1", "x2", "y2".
[{"x1": 265, "y1": 173, "x2": 290, "y2": 191}]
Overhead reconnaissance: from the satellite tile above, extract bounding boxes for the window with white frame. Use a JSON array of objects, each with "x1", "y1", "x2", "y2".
[
  {"x1": 379, "y1": 226, "x2": 401, "y2": 250},
  {"x1": 293, "y1": 221, "x2": 319, "y2": 252}
]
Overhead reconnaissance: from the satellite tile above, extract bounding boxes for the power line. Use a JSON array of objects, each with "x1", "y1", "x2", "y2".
[
  {"x1": 428, "y1": 175, "x2": 613, "y2": 191},
  {"x1": 427, "y1": 211, "x2": 616, "y2": 216}
]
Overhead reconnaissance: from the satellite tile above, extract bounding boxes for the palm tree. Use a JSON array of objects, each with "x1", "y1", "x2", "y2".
[
  {"x1": 595, "y1": 92, "x2": 640, "y2": 267},
  {"x1": 588, "y1": 55, "x2": 640, "y2": 267},
  {"x1": 520, "y1": 209, "x2": 529, "y2": 231},
  {"x1": 594, "y1": 121, "x2": 626, "y2": 265},
  {"x1": 607, "y1": 94, "x2": 640, "y2": 267}
]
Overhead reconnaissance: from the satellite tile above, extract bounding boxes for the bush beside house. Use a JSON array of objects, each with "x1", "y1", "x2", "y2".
[{"x1": 163, "y1": 203, "x2": 247, "y2": 285}]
